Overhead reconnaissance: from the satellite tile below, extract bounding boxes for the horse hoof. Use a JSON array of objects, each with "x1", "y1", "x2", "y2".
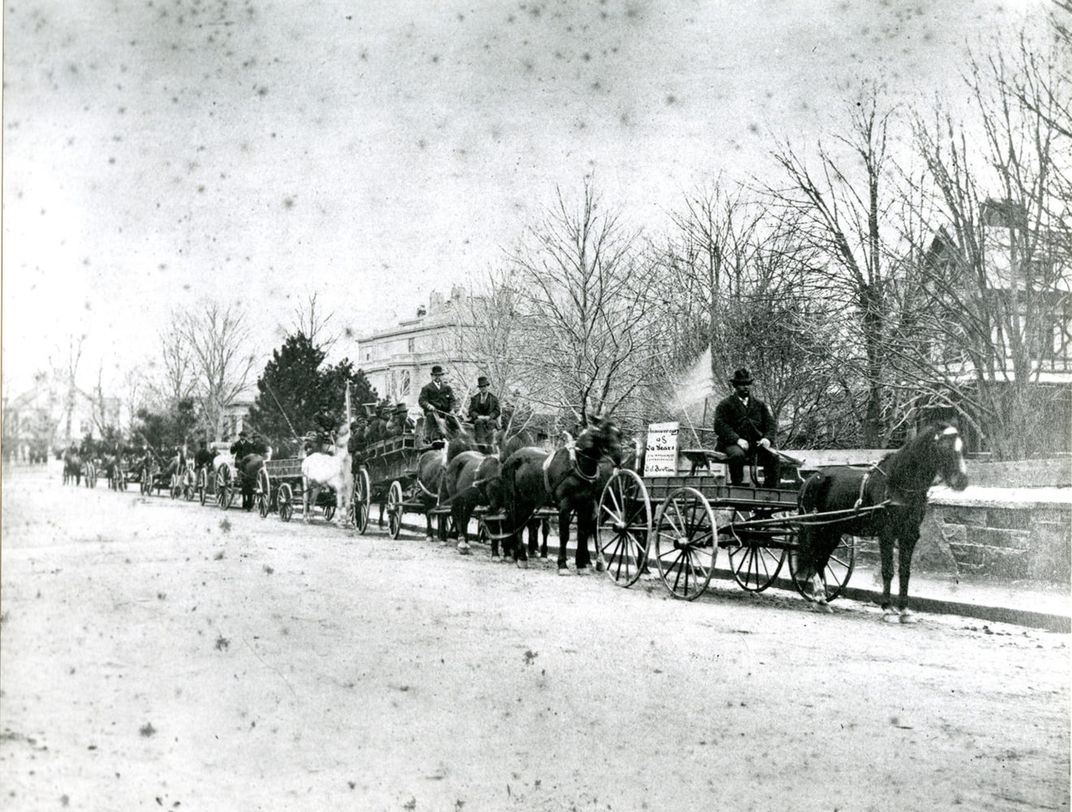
[
  {"x1": 516, "y1": 559, "x2": 528, "y2": 569},
  {"x1": 883, "y1": 608, "x2": 901, "y2": 623},
  {"x1": 575, "y1": 566, "x2": 590, "y2": 576},
  {"x1": 557, "y1": 568, "x2": 571, "y2": 577},
  {"x1": 457, "y1": 542, "x2": 470, "y2": 555},
  {"x1": 594, "y1": 559, "x2": 606, "y2": 573},
  {"x1": 899, "y1": 610, "x2": 919, "y2": 624}
]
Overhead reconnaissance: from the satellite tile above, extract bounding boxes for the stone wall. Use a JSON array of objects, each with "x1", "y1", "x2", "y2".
[
  {"x1": 856, "y1": 500, "x2": 1071, "y2": 584},
  {"x1": 966, "y1": 457, "x2": 1072, "y2": 488}
]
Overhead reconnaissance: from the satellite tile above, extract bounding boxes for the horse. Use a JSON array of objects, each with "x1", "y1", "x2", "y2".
[
  {"x1": 794, "y1": 422, "x2": 969, "y2": 621},
  {"x1": 442, "y1": 423, "x2": 545, "y2": 558},
  {"x1": 498, "y1": 415, "x2": 623, "y2": 572},
  {"x1": 471, "y1": 416, "x2": 498, "y2": 453},
  {"x1": 235, "y1": 454, "x2": 266, "y2": 511},
  {"x1": 300, "y1": 423, "x2": 352, "y2": 527},
  {"x1": 62, "y1": 450, "x2": 82, "y2": 486},
  {"x1": 414, "y1": 412, "x2": 474, "y2": 543}
]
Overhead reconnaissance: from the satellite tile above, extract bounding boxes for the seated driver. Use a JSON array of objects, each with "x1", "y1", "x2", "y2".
[{"x1": 714, "y1": 368, "x2": 781, "y2": 488}]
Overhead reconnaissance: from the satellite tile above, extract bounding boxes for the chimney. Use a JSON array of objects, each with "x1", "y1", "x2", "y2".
[{"x1": 416, "y1": 306, "x2": 427, "y2": 317}]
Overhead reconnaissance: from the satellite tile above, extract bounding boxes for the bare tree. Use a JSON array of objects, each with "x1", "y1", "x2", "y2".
[
  {"x1": 508, "y1": 180, "x2": 660, "y2": 427},
  {"x1": 148, "y1": 313, "x2": 197, "y2": 406},
  {"x1": 50, "y1": 333, "x2": 86, "y2": 444},
  {"x1": 902, "y1": 36, "x2": 1071, "y2": 458},
  {"x1": 292, "y1": 292, "x2": 337, "y2": 352},
  {"x1": 767, "y1": 90, "x2": 901, "y2": 446},
  {"x1": 181, "y1": 303, "x2": 257, "y2": 439},
  {"x1": 448, "y1": 271, "x2": 528, "y2": 409}
]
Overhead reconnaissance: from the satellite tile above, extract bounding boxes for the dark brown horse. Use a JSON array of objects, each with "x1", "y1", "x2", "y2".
[
  {"x1": 415, "y1": 413, "x2": 474, "y2": 542},
  {"x1": 498, "y1": 416, "x2": 623, "y2": 572},
  {"x1": 795, "y1": 422, "x2": 969, "y2": 621},
  {"x1": 62, "y1": 450, "x2": 82, "y2": 486},
  {"x1": 442, "y1": 424, "x2": 547, "y2": 559}
]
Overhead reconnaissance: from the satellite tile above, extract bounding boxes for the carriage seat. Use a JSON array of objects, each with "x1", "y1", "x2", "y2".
[{"x1": 680, "y1": 448, "x2": 728, "y2": 476}]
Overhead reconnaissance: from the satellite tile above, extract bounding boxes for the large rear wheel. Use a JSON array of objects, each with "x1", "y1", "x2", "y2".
[
  {"x1": 387, "y1": 480, "x2": 404, "y2": 539},
  {"x1": 255, "y1": 467, "x2": 271, "y2": 518},
  {"x1": 353, "y1": 469, "x2": 371, "y2": 534},
  {"x1": 596, "y1": 469, "x2": 652, "y2": 588},
  {"x1": 653, "y1": 487, "x2": 717, "y2": 601},
  {"x1": 216, "y1": 465, "x2": 234, "y2": 510}
]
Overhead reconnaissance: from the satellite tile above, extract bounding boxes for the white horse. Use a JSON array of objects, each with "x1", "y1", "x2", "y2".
[{"x1": 300, "y1": 423, "x2": 353, "y2": 527}]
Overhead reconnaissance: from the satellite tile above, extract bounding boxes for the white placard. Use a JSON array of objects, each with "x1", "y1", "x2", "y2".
[{"x1": 644, "y1": 421, "x2": 680, "y2": 477}]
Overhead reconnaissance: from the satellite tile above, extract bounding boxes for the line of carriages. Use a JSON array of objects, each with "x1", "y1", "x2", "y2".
[{"x1": 83, "y1": 431, "x2": 862, "y2": 609}]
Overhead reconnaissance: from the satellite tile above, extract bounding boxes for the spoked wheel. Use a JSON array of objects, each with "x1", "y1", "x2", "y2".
[
  {"x1": 197, "y1": 469, "x2": 208, "y2": 505},
  {"x1": 140, "y1": 470, "x2": 152, "y2": 496},
  {"x1": 255, "y1": 467, "x2": 271, "y2": 518},
  {"x1": 386, "y1": 480, "x2": 403, "y2": 539},
  {"x1": 216, "y1": 465, "x2": 234, "y2": 510},
  {"x1": 596, "y1": 469, "x2": 653, "y2": 588},
  {"x1": 653, "y1": 487, "x2": 717, "y2": 601},
  {"x1": 352, "y1": 469, "x2": 371, "y2": 534},
  {"x1": 183, "y1": 471, "x2": 196, "y2": 501},
  {"x1": 723, "y1": 508, "x2": 788, "y2": 593},
  {"x1": 278, "y1": 483, "x2": 294, "y2": 522},
  {"x1": 788, "y1": 533, "x2": 856, "y2": 603},
  {"x1": 169, "y1": 474, "x2": 182, "y2": 499}
]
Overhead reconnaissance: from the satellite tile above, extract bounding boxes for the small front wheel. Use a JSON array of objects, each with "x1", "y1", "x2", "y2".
[
  {"x1": 216, "y1": 465, "x2": 234, "y2": 510},
  {"x1": 278, "y1": 483, "x2": 293, "y2": 523},
  {"x1": 255, "y1": 467, "x2": 271, "y2": 519}
]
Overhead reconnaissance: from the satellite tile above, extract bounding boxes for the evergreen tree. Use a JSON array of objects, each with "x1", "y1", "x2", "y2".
[{"x1": 246, "y1": 332, "x2": 377, "y2": 456}]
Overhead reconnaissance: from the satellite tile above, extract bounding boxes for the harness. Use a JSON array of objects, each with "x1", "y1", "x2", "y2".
[{"x1": 541, "y1": 440, "x2": 601, "y2": 497}]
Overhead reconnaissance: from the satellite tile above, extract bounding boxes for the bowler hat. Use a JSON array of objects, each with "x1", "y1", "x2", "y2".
[
  {"x1": 394, "y1": 403, "x2": 408, "y2": 413},
  {"x1": 431, "y1": 365, "x2": 445, "y2": 376},
  {"x1": 728, "y1": 368, "x2": 754, "y2": 386},
  {"x1": 477, "y1": 376, "x2": 490, "y2": 387},
  {"x1": 239, "y1": 430, "x2": 248, "y2": 437}
]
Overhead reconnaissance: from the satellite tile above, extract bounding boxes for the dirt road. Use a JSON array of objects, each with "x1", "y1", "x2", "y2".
[{"x1": 1, "y1": 464, "x2": 1068, "y2": 811}]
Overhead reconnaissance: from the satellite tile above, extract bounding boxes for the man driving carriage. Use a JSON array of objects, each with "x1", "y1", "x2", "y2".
[
  {"x1": 467, "y1": 376, "x2": 500, "y2": 427},
  {"x1": 230, "y1": 429, "x2": 268, "y2": 510},
  {"x1": 418, "y1": 365, "x2": 457, "y2": 445},
  {"x1": 714, "y1": 368, "x2": 781, "y2": 488}
]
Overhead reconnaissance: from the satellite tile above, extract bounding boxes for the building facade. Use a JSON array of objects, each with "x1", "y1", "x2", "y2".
[{"x1": 355, "y1": 286, "x2": 484, "y2": 411}]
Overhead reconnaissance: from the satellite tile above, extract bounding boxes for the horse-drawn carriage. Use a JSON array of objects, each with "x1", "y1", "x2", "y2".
[{"x1": 591, "y1": 421, "x2": 969, "y2": 615}]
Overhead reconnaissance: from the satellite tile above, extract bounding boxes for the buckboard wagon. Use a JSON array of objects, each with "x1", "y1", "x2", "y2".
[
  {"x1": 360, "y1": 434, "x2": 434, "y2": 539},
  {"x1": 593, "y1": 427, "x2": 867, "y2": 603}
]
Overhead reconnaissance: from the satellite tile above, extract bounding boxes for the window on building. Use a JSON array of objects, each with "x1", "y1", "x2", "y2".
[{"x1": 407, "y1": 337, "x2": 415, "y2": 353}]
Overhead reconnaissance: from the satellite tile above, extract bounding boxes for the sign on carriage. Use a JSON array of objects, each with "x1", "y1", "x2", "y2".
[{"x1": 644, "y1": 421, "x2": 679, "y2": 477}]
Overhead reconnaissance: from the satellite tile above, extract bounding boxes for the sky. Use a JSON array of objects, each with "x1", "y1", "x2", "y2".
[{"x1": 1, "y1": 0, "x2": 1050, "y2": 396}]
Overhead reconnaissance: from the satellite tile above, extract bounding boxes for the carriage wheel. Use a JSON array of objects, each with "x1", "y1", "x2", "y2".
[
  {"x1": 596, "y1": 469, "x2": 652, "y2": 588},
  {"x1": 89, "y1": 466, "x2": 98, "y2": 488},
  {"x1": 216, "y1": 466, "x2": 234, "y2": 510},
  {"x1": 353, "y1": 469, "x2": 371, "y2": 534},
  {"x1": 724, "y1": 508, "x2": 788, "y2": 593},
  {"x1": 387, "y1": 480, "x2": 404, "y2": 539},
  {"x1": 788, "y1": 533, "x2": 856, "y2": 603},
  {"x1": 278, "y1": 483, "x2": 293, "y2": 522},
  {"x1": 140, "y1": 471, "x2": 152, "y2": 496},
  {"x1": 255, "y1": 468, "x2": 271, "y2": 518},
  {"x1": 169, "y1": 474, "x2": 182, "y2": 499},
  {"x1": 653, "y1": 487, "x2": 717, "y2": 601}
]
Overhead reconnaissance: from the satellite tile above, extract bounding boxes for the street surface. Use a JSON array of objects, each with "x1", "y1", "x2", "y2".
[{"x1": 1, "y1": 463, "x2": 1069, "y2": 811}]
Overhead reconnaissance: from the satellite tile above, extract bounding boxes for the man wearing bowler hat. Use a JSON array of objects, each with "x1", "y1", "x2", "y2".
[
  {"x1": 714, "y1": 368, "x2": 781, "y2": 487},
  {"x1": 418, "y1": 365, "x2": 457, "y2": 443},
  {"x1": 466, "y1": 376, "x2": 501, "y2": 427}
]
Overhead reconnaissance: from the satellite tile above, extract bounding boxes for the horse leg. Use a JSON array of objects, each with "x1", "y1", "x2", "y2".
[
  {"x1": 576, "y1": 505, "x2": 594, "y2": 571},
  {"x1": 896, "y1": 524, "x2": 921, "y2": 623},
  {"x1": 455, "y1": 504, "x2": 471, "y2": 555},
  {"x1": 556, "y1": 507, "x2": 571, "y2": 574},
  {"x1": 541, "y1": 518, "x2": 549, "y2": 559},
  {"x1": 303, "y1": 482, "x2": 315, "y2": 523},
  {"x1": 878, "y1": 525, "x2": 898, "y2": 621}
]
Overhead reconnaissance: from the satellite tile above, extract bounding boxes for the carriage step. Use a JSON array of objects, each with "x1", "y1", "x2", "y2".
[{"x1": 428, "y1": 507, "x2": 452, "y2": 516}]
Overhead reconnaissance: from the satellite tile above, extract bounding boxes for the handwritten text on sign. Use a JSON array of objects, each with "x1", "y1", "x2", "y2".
[{"x1": 644, "y1": 422, "x2": 680, "y2": 477}]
